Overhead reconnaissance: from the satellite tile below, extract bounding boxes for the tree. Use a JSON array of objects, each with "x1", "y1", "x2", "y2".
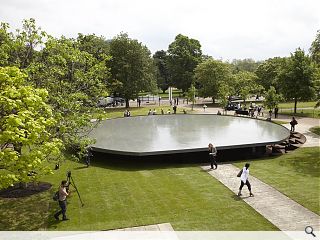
[
  {"x1": 0, "y1": 67, "x2": 62, "y2": 189},
  {"x1": 153, "y1": 50, "x2": 170, "y2": 93},
  {"x1": 187, "y1": 84, "x2": 196, "y2": 110},
  {"x1": 109, "y1": 33, "x2": 157, "y2": 108},
  {"x1": 255, "y1": 57, "x2": 286, "y2": 91},
  {"x1": 217, "y1": 82, "x2": 234, "y2": 114},
  {"x1": 278, "y1": 49, "x2": 316, "y2": 113},
  {"x1": 167, "y1": 34, "x2": 202, "y2": 92},
  {"x1": 264, "y1": 86, "x2": 282, "y2": 111},
  {"x1": 231, "y1": 58, "x2": 260, "y2": 73},
  {"x1": 27, "y1": 36, "x2": 111, "y2": 153},
  {"x1": 233, "y1": 71, "x2": 262, "y2": 105},
  {"x1": 195, "y1": 59, "x2": 233, "y2": 103},
  {"x1": 310, "y1": 30, "x2": 320, "y2": 65}
]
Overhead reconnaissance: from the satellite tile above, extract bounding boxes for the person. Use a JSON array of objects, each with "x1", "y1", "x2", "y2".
[
  {"x1": 183, "y1": 109, "x2": 187, "y2": 114},
  {"x1": 217, "y1": 110, "x2": 221, "y2": 115},
  {"x1": 138, "y1": 99, "x2": 141, "y2": 107},
  {"x1": 152, "y1": 109, "x2": 157, "y2": 115},
  {"x1": 123, "y1": 110, "x2": 128, "y2": 117},
  {"x1": 54, "y1": 180, "x2": 69, "y2": 220},
  {"x1": 161, "y1": 108, "x2": 164, "y2": 115},
  {"x1": 238, "y1": 163, "x2": 254, "y2": 197},
  {"x1": 203, "y1": 104, "x2": 207, "y2": 112},
  {"x1": 257, "y1": 106, "x2": 261, "y2": 116},
  {"x1": 290, "y1": 117, "x2": 298, "y2": 132},
  {"x1": 274, "y1": 107, "x2": 279, "y2": 118},
  {"x1": 148, "y1": 109, "x2": 152, "y2": 115},
  {"x1": 173, "y1": 105, "x2": 177, "y2": 114},
  {"x1": 176, "y1": 97, "x2": 179, "y2": 105},
  {"x1": 208, "y1": 143, "x2": 217, "y2": 170},
  {"x1": 85, "y1": 147, "x2": 92, "y2": 167},
  {"x1": 127, "y1": 110, "x2": 131, "y2": 117},
  {"x1": 268, "y1": 109, "x2": 272, "y2": 118}
]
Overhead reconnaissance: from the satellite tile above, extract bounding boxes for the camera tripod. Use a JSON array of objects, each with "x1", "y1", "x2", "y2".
[{"x1": 66, "y1": 171, "x2": 84, "y2": 207}]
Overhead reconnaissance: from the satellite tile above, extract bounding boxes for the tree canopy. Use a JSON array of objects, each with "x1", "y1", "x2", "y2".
[
  {"x1": 0, "y1": 67, "x2": 62, "y2": 189},
  {"x1": 167, "y1": 34, "x2": 202, "y2": 92},
  {"x1": 109, "y1": 33, "x2": 157, "y2": 107}
]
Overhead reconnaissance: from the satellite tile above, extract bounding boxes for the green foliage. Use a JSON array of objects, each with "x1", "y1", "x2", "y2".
[
  {"x1": 195, "y1": 59, "x2": 233, "y2": 101},
  {"x1": 233, "y1": 71, "x2": 262, "y2": 103},
  {"x1": 278, "y1": 48, "x2": 316, "y2": 113},
  {"x1": 27, "y1": 36, "x2": 111, "y2": 153},
  {"x1": 187, "y1": 84, "x2": 196, "y2": 110},
  {"x1": 264, "y1": 86, "x2": 282, "y2": 111},
  {"x1": 310, "y1": 30, "x2": 320, "y2": 65},
  {"x1": 153, "y1": 50, "x2": 170, "y2": 93},
  {"x1": 255, "y1": 57, "x2": 286, "y2": 91},
  {"x1": 231, "y1": 58, "x2": 260, "y2": 73},
  {"x1": 0, "y1": 67, "x2": 62, "y2": 189},
  {"x1": 109, "y1": 33, "x2": 157, "y2": 107},
  {"x1": 167, "y1": 34, "x2": 202, "y2": 92}
]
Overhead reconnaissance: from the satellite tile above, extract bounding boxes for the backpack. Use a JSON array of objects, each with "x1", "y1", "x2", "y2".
[{"x1": 53, "y1": 191, "x2": 59, "y2": 201}]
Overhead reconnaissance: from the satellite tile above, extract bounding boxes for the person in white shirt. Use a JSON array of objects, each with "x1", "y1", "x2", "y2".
[
  {"x1": 238, "y1": 163, "x2": 254, "y2": 197},
  {"x1": 54, "y1": 180, "x2": 69, "y2": 220}
]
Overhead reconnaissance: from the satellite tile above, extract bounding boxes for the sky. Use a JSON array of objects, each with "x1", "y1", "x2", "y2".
[{"x1": 0, "y1": 0, "x2": 319, "y2": 61}]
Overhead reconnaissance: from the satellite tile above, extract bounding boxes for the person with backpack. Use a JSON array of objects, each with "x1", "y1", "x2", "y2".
[
  {"x1": 54, "y1": 180, "x2": 69, "y2": 221},
  {"x1": 237, "y1": 163, "x2": 254, "y2": 197},
  {"x1": 290, "y1": 117, "x2": 298, "y2": 132}
]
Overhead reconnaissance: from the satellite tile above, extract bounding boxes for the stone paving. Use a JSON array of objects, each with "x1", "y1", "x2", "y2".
[
  {"x1": 201, "y1": 164, "x2": 320, "y2": 231},
  {"x1": 114, "y1": 223, "x2": 174, "y2": 231}
]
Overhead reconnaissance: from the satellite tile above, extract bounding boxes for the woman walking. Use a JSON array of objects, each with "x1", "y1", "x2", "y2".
[{"x1": 238, "y1": 163, "x2": 254, "y2": 197}]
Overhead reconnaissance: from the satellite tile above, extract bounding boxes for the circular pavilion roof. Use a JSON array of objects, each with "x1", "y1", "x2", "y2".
[{"x1": 89, "y1": 114, "x2": 290, "y2": 156}]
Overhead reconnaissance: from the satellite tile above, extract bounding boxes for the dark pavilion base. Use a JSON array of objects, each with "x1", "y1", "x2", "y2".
[{"x1": 91, "y1": 145, "x2": 267, "y2": 164}]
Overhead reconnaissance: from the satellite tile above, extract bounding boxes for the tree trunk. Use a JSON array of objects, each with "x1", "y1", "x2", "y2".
[
  {"x1": 212, "y1": 97, "x2": 215, "y2": 103},
  {"x1": 125, "y1": 99, "x2": 130, "y2": 108},
  {"x1": 162, "y1": 89, "x2": 166, "y2": 94},
  {"x1": 294, "y1": 98, "x2": 297, "y2": 114}
]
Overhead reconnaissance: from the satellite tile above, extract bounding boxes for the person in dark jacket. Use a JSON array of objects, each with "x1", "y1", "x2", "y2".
[{"x1": 208, "y1": 143, "x2": 218, "y2": 169}]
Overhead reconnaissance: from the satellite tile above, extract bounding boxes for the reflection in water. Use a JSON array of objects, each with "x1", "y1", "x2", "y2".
[{"x1": 90, "y1": 115, "x2": 290, "y2": 153}]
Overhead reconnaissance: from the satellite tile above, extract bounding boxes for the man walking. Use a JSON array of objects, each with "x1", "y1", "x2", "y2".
[
  {"x1": 238, "y1": 163, "x2": 254, "y2": 197},
  {"x1": 54, "y1": 180, "x2": 69, "y2": 221},
  {"x1": 208, "y1": 143, "x2": 218, "y2": 169}
]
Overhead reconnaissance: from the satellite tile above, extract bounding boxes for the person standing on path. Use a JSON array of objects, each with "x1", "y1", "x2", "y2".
[
  {"x1": 238, "y1": 163, "x2": 254, "y2": 197},
  {"x1": 208, "y1": 143, "x2": 218, "y2": 170},
  {"x1": 290, "y1": 117, "x2": 298, "y2": 132}
]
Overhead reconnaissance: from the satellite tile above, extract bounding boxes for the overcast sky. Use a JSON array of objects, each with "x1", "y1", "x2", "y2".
[{"x1": 1, "y1": 0, "x2": 319, "y2": 60}]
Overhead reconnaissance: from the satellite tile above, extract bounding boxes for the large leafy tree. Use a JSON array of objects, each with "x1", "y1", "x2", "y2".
[
  {"x1": 109, "y1": 33, "x2": 157, "y2": 108},
  {"x1": 255, "y1": 57, "x2": 286, "y2": 91},
  {"x1": 167, "y1": 34, "x2": 202, "y2": 92},
  {"x1": 231, "y1": 58, "x2": 260, "y2": 73},
  {"x1": 233, "y1": 71, "x2": 263, "y2": 104},
  {"x1": 0, "y1": 67, "x2": 62, "y2": 189},
  {"x1": 27, "y1": 36, "x2": 111, "y2": 152},
  {"x1": 264, "y1": 86, "x2": 283, "y2": 111},
  {"x1": 195, "y1": 58, "x2": 233, "y2": 102},
  {"x1": 310, "y1": 30, "x2": 320, "y2": 65},
  {"x1": 153, "y1": 50, "x2": 170, "y2": 93},
  {"x1": 278, "y1": 48, "x2": 316, "y2": 113}
]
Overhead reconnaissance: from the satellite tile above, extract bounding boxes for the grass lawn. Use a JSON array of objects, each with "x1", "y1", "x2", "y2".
[
  {"x1": 279, "y1": 108, "x2": 320, "y2": 119},
  {"x1": 0, "y1": 158, "x2": 277, "y2": 231},
  {"x1": 278, "y1": 101, "x2": 317, "y2": 109},
  {"x1": 271, "y1": 120, "x2": 289, "y2": 125},
  {"x1": 234, "y1": 147, "x2": 320, "y2": 215},
  {"x1": 310, "y1": 126, "x2": 320, "y2": 136}
]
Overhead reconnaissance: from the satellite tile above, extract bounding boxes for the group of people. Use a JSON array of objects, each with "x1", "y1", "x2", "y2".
[
  {"x1": 208, "y1": 143, "x2": 253, "y2": 197},
  {"x1": 148, "y1": 106, "x2": 179, "y2": 115}
]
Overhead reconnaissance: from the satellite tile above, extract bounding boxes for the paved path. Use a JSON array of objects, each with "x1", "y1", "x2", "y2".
[
  {"x1": 114, "y1": 223, "x2": 174, "y2": 231},
  {"x1": 201, "y1": 164, "x2": 320, "y2": 231}
]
